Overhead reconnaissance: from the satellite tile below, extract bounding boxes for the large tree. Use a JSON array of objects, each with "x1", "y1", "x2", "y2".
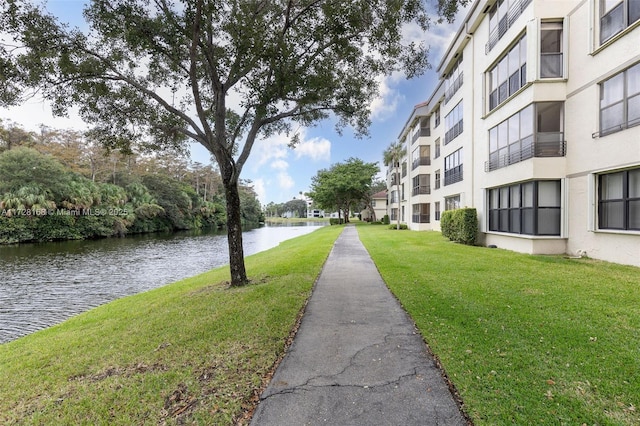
[
  {"x1": 1, "y1": 0, "x2": 463, "y2": 286},
  {"x1": 308, "y1": 157, "x2": 379, "y2": 221}
]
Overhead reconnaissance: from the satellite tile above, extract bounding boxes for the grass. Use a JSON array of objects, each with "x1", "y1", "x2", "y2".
[
  {"x1": 0, "y1": 225, "x2": 343, "y2": 425},
  {"x1": 357, "y1": 224, "x2": 640, "y2": 425}
]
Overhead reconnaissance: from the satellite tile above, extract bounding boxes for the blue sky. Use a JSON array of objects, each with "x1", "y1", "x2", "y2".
[{"x1": 1, "y1": 0, "x2": 468, "y2": 204}]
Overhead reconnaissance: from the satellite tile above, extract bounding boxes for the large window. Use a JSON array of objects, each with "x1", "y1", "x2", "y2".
[
  {"x1": 412, "y1": 174, "x2": 430, "y2": 196},
  {"x1": 489, "y1": 34, "x2": 527, "y2": 111},
  {"x1": 540, "y1": 22, "x2": 563, "y2": 78},
  {"x1": 486, "y1": 0, "x2": 533, "y2": 53},
  {"x1": 600, "y1": 0, "x2": 640, "y2": 44},
  {"x1": 444, "y1": 148, "x2": 463, "y2": 186},
  {"x1": 445, "y1": 195, "x2": 460, "y2": 211},
  {"x1": 487, "y1": 102, "x2": 565, "y2": 171},
  {"x1": 444, "y1": 55, "x2": 463, "y2": 104},
  {"x1": 412, "y1": 145, "x2": 430, "y2": 170},
  {"x1": 412, "y1": 203, "x2": 430, "y2": 223},
  {"x1": 599, "y1": 62, "x2": 640, "y2": 136},
  {"x1": 445, "y1": 101, "x2": 463, "y2": 145},
  {"x1": 488, "y1": 180, "x2": 561, "y2": 235},
  {"x1": 598, "y1": 167, "x2": 640, "y2": 230},
  {"x1": 435, "y1": 201, "x2": 441, "y2": 220}
]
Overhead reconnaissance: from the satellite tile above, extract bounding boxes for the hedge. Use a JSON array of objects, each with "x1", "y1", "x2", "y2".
[
  {"x1": 440, "y1": 208, "x2": 478, "y2": 245},
  {"x1": 329, "y1": 218, "x2": 344, "y2": 225}
]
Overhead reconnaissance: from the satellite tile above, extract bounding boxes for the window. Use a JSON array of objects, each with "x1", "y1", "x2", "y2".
[
  {"x1": 435, "y1": 201, "x2": 441, "y2": 221},
  {"x1": 390, "y1": 190, "x2": 398, "y2": 204},
  {"x1": 390, "y1": 208, "x2": 398, "y2": 221},
  {"x1": 412, "y1": 174, "x2": 430, "y2": 196},
  {"x1": 445, "y1": 195, "x2": 460, "y2": 211},
  {"x1": 412, "y1": 145, "x2": 430, "y2": 170},
  {"x1": 435, "y1": 169, "x2": 441, "y2": 190},
  {"x1": 598, "y1": 167, "x2": 640, "y2": 230},
  {"x1": 600, "y1": 0, "x2": 640, "y2": 44},
  {"x1": 434, "y1": 107, "x2": 441, "y2": 128},
  {"x1": 444, "y1": 148, "x2": 463, "y2": 185},
  {"x1": 412, "y1": 203, "x2": 430, "y2": 223},
  {"x1": 444, "y1": 56, "x2": 463, "y2": 104},
  {"x1": 600, "y1": 62, "x2": 640, "y2": 135},
  {"x1": 489, "y1": 34, "x2": 527, "y2": 111},
  {"x1": 540, "y1": 22, "x2": 563, "y2": 78},
  {"x1": 401, "y1": 161, "x2": 407, "y2": 178},
  {"x1": 434, "y1": 138, "x2": 441, "y2": 159},
  {"x1": 487, "y1": 102, "x2": 565, "y2": 171},
  {"x1": 445, "y1": 101, "x2": 463, "y2": 144},
  {"x1": 486, "y1": 0, "x2": 533, "y2": 53},
  {"x1": 488, "y1": 180, "x2": 561, "y2": 235}
]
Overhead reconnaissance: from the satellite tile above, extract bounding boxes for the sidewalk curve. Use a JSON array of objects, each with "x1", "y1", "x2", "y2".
[{"x1": 250, "y1": 225, "x2": 467, "y2": 426}]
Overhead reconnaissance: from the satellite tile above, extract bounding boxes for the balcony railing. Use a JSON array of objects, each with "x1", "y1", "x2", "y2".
[
  {"x1": 412, "y1": 126, "x2": 431, "y2": 144},
  {"x1": 444, "y1": 164, "x2": 463, "y2": 186},
  {"x1": 412, "y1": 185, "x2": 431, "y2": 196},
  {"x1": 444, "y1": 72, "x2": 463, "y2": 104},
  {"x1": 411, "y1": 156, "x2": 431, "y2": 170},
  {"x1": 485, "y1": 0, "x2": 532, "y2": 53},
  {"x1": 484, "y1": 133, "x2": 566, "y2": 172},
  {"x1": 444, "y1": 119, "x2": 463, "y2": 145},
  {"x1": 412, "y1": 214, "x2": 430, "y2": 224}
]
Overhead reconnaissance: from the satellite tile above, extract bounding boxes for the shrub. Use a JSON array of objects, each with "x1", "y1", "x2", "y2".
[
  {"x1": 382, "y1": 214, "x2": 390, "y2": 225},
  {"x1": 329, "y1": 218, "x2": 344, "y2": 225},
  {"x1": 388, "y1": 223, "x2": 408, "y2": 230},
  {"x1": 440, "y1": 208, "x2": 477, "y2": 245}
]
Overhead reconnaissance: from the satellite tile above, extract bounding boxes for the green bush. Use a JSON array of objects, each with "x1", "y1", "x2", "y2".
[
  {"x1": 382, "y1": 214, "x2": 390, "y2": 225},
  {"x1": 440, "y1": 208, "x2": 477, "y2": 245},
  {"x1": 329, "y1": 218, "x2": 344, "y2": 225},
  {"x1": 388, "y1": 223, "x2": 408, "y2": 230}
]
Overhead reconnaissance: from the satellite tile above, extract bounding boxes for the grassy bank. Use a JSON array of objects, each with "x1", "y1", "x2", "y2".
[
  {"x1": 357, "y1": 224, "x2": 640, "y2": 425},
  {"x1": 0, "y1": 225, "x2": 342, "y2": 425}
]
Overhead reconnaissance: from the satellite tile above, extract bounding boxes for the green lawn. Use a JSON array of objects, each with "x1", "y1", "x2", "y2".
[
  {"x1": 357, "y1": 224, "x2": 640, "y2": 425},
  {"x1": 0, "y1": 225, "x2": 343, "y2": 425}
]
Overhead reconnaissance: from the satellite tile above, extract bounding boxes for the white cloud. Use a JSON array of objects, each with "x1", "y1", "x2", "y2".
[
  {"x1": 277, "y1": 172, "x2": 294, "y2": 190},
  {"x1": 294, "y1": 137, "x2": 331, "y2": 162},
  {"x1": 252, "y1": 178, "x2": 267, "y2": 205},
  {"x1": 270, "y1": 159, "x2": 289, "y2": 170}
]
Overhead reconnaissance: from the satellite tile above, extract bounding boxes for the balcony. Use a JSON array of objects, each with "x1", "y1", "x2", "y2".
[
  {"x1": 411, "y1": 156, "x2": 431, "y2": 170},
  {"x1": 444, "y1": 72, "x2": 463, "y2": 104},
  {"x1": 412, "y1": 126, "x2": 431, "y2": 144},
  {"x1": 412, "y1": 185, "x2": 431, "y2": 196},
  {"x1": 444, "y1": 164, "x2": 463, "y2": 186},
  {"x1": 485, "y1": 133, "x2": 566, "y2": 172},
  {"x1": 485, "y1": 0, "x2": 532, "y2": 53},
  {"x1": 444, "y1": 119, "x2": 463, "y2": 145},
  {"x1": 412, "y1": 214, "x2": 430, "y2": 224}
]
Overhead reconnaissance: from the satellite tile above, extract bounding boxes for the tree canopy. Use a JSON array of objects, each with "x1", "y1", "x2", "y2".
[
  {"x1": 1, "y1": 0, "x2": 465, "y2": 285},
  {"x1": 307, "y1": 157, "x2": 379, "y2": 221}
]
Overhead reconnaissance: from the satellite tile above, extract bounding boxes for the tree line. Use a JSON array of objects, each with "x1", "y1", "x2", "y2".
[{"x1": 0, "y1": 121, "x2": 263, "y2": 244}]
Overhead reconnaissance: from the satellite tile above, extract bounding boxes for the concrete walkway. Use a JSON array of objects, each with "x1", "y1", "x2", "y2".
[{"x1": 250, "y1": 225, "x2": 467, "y2": 426}]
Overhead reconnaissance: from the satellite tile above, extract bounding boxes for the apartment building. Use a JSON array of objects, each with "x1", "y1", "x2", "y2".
[{"x1": 386, "y1": 0, "x2": 640, "y2": 267}]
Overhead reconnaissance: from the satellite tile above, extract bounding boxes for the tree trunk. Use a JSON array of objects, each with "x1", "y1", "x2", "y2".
[{"x1": 223, "y1": 177, "x2": 248, "y2": 287}]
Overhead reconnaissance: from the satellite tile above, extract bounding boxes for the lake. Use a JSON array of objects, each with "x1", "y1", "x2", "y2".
[{"x1": 0, "y1": 222, "x2": 326, "y2": 344}]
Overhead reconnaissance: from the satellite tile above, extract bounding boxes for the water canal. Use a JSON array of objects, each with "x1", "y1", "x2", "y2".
[{"x1": 0, "y1": 222, "x2": 326, "y2": 344}]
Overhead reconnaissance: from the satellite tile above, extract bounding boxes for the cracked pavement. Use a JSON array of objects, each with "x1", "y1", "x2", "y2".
[{"x1": 250, "y1": 225, "x2": 466, "y2": 426}]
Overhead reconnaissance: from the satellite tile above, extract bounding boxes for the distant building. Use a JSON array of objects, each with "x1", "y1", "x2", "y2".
[
  {"x1": 386, "y1": 0, "x2": 640, "y2": 267},
  {"x1": 361, "y1": 190, "x2": 388, "y2": 221}
]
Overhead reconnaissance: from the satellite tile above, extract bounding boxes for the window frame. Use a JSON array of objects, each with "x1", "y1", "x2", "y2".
[
  {"x1": 488, "y1": 33, "x2": 527, "y2": 112},
  {"x1": 488, "y1": 180, "x2": 562, "y2": 236},
  {"x1": 599, "y1": 0, "x2": 640, "y2": 45},
  {"x1": 597, "y1": 167, "x2": 640, "y2": 231},
  {"x1": 599, "y1": 62, "x2": 640, "y2": 136},
  {"x1": 444, "y1": 148, "x2": 464, "y2": 186}
]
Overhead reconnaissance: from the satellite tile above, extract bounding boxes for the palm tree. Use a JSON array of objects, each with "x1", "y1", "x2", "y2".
[{"x1": 383, "y1": 141, "x2": 405, "y2": 230}]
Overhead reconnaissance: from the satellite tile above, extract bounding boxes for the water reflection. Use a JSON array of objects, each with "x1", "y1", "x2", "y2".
[{"x1": 0, "y1": 223, "x2": 325, "y2": 343}]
